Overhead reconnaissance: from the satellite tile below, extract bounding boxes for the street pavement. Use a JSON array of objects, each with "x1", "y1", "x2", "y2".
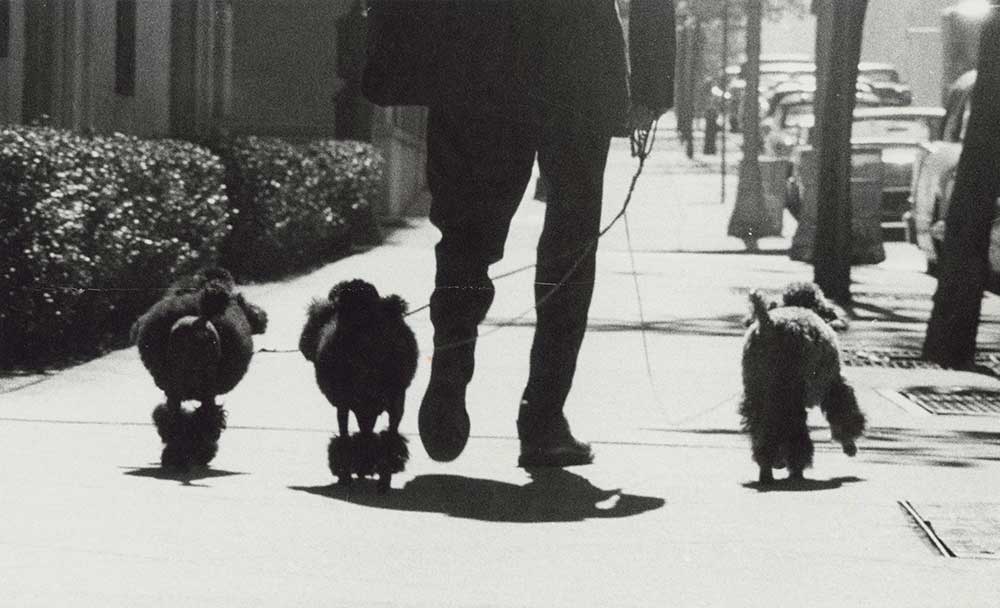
[{"x1": 2, "y1": 126, "x2": 1000, "y2": 607}]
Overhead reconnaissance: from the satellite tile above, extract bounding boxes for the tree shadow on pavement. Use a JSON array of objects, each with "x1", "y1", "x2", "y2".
[
  {"x1": 860, "y1": 427, "x2": 1000, "y2": 469},
  {"x1": 123, "y1": 465, "x2": 245, "y2": 487},
  {"x1": 290, "y1": 468, "x2": 665, "y2": 523},
  {"x1": 742, "y1": 476, "x2": 864, "y2": 493}
]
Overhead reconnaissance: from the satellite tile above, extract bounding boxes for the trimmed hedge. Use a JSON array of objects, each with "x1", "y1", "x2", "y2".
[
  {"x1": 0, "y1": 126, "x2": 231, "y2": 367},
  {"x1": 217, "y1": 137, "x2": 384, "y2": 280},
  {"x1": 1, "y1": 127, "x2": 385, "y2": 368}
]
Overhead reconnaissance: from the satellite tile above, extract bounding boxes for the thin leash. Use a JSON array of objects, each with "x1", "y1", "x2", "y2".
[
  {"x1": 257, "y1": 123, "x2": 657, "y2": 358},
  {"x1": 403, "y1": 120, "x2": 659, "y2": 354}
]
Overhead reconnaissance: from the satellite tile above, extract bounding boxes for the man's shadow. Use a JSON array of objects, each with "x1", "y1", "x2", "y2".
[
  {"x1": 291, "y1": 468, "x2": 665, "y2": 523},
  {"x1": 123, "y1": 465, "x2": 244, "y2": 487}
]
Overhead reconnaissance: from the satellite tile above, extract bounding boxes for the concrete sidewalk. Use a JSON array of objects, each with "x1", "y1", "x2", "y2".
[{"x1": 2, "y1": 131, "x2": 999, "y2": 607}]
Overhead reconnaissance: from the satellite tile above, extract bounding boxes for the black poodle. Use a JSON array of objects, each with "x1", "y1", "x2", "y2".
[
  {"x1": 131, "y1": 267, "x2": 268, "y2": 470},
  {"x1": 299, "y1": 279, "x2": 418, "y2": 492},
  {"x1": 740, "y1": 289, "x2": 866, "y2": 484}
]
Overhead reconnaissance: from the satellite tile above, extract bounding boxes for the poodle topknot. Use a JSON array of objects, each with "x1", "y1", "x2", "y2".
[
  {"x1": 740, "y1": 288, "x2": 865, "y2": 484},
  {"x1": 131, "y1": 267, "x2": 268, "y2": 470},
  {"x1": 299, "y1": 278, "x2": 418, "y2": 493}
]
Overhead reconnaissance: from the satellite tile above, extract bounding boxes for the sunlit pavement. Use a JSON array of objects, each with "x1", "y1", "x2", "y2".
[{"x1": 2, "y1": 126, "x2": 999, "y2": 607}]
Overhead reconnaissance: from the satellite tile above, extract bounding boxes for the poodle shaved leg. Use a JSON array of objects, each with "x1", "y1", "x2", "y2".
[
  {"x1": 333, "y1": 408, "x2": 352, "y2": 487},
  {"x1": 758, "y1": 465, "x2": 775, "y2": 484}
]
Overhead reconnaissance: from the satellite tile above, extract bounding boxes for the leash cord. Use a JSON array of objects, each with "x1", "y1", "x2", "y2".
[{"x1": 413, "y1": 120, "x2": 659, "y2": 354}]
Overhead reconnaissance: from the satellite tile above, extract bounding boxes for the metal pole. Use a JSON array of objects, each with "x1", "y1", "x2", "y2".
[{"x1": 720, "y1": 0, "x2": 729, "y2": 204}]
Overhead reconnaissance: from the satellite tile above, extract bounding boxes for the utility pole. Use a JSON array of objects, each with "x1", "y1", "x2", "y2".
[{"x1": 811, "y1": 0, "x2": 868, "y2": 303}]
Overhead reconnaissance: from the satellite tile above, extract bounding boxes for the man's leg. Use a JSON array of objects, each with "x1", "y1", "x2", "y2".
[
  {"x1": 419, "y1": 106, "x2": 535, "y2": 462},
  {"x1": 518, "y1": 125, "x2": 611, "y2": 467}
]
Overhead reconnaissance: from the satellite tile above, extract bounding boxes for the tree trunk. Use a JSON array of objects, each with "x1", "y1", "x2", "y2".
[
  {"x1": 726, "y1": 0, "x2": 764, "y2": 249},
  {"x1": 923, "y1": 7, "x2": 1000, "y2": 369},
  {"x1": 811, "y1": 0, "x2": 868, "y2": 303}
]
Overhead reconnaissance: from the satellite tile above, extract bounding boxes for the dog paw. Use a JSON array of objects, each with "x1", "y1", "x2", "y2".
[{"x1": 842, "y1": 440, "x2": 857, "y2": 457}]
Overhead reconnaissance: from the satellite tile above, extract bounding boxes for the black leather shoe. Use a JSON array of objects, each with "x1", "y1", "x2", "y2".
[
  {"x1": 418, "y1": 382, "x2": 470, "y2": 462},
  {"x1": 517, "y1": 412, "x2": 593, "y2": 468}
]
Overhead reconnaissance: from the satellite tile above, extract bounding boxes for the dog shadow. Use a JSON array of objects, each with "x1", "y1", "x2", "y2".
[
  {"x1": 123, "y1": 465, "x2": 245, "y2": 487},
  {"x1": 290, "y1": 468, "x2": 665, "y2": 523},
  {"x1": 742, "y1": 475, "x2": 865, "y2": 493}
]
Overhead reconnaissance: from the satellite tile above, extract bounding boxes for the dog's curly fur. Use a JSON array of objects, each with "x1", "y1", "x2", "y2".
[
  {"x1": 131, "y1": 267, "x2": 268, "y2": 470},
  {"x1": 742, "y1": 282, "x2": 848, "y2": 331},
  {"x1": 780, "y1": 281, "x2": 849, "y2": 330},
  {"x1": 740, "y1": 289, "x2": 866, "y2": 484},
  {"x1": 300, "y1": 279, "x2": 418, "y2": 493}
]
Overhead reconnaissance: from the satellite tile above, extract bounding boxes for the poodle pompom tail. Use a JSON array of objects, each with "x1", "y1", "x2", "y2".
[
  {"x1": 749, "y1": 291, "x2": 773, "y2": 331},
  {"x1": 378, "y1": 430, "x2": 409, "y2": 474},
  {"x1": 199, "y1": 282, "x2": 231, "y2": 319}
]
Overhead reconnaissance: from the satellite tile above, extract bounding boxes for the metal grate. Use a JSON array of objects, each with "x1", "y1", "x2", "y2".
[
  {"x1": 841, "y1": 348, "x2": 940, "y2": 370},
  {"x1": 896, "y1": 387, "x2": 1000, "y2": 416},
  {"x1": 842, "y1": 347, "x2": 1000, "y2": 376}
]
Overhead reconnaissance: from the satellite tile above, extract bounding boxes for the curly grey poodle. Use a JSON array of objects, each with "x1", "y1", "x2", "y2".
[{"x1": 740, "y1": 289, "x2": 865, "y2": 484}]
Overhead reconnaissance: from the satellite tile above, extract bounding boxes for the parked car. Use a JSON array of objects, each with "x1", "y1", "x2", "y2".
[
  {"x1": 726, "y1": 60, "x2": 816, "y2": 131},
  {"x1": 784, "y1": 105, "x2": 945, "y2": 237},
  {"x1": 857, "y1": 62, "x2": 913, "y2": 106},
  {"x1": 905, "y1": 70, "x2": 999, "y2": 275},
  {"x1": 764, "y1": 75, "x2": 875, "y2": 117},
  {"x1": 762, "y1": 90, "x2": 882, "y2": 160}
]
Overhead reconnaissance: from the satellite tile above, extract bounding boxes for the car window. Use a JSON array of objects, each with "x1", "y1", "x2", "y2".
[
  {"x1": 859, "y1": 69, "x2": 899, "y2": 83},
  {"x1": 782, "y1": 104, "x2": 815, "y2": 129},
  {"x1": 852, "y1": 118, "x2": 932, "y2": 142}
]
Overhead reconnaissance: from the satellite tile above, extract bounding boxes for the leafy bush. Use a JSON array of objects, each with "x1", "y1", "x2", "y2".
[
  {"x1": 0, "y1": 126, "x2": 230, "y2": 367},
  {"x1": 217, "y1": 137, "x2": 385, "y2": 280}
]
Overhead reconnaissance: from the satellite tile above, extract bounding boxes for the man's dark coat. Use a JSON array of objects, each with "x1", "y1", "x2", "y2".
[{"x1": 363, "y1": 0, "x2": 676, "y2": 134}]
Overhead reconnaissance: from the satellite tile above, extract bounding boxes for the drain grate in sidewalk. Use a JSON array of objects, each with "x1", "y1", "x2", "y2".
[
  {"x1": 901, "y1": 501, "x2": 1000, "y2": 559},
  {"x1": 894, "y1": 386, "x2": 1000, "y2": 416},
  {"x1": 842, "y1": 347, "x2": 1000, "y2": 376},
  {"x1": 841, "y1": 348, "x2": 939, "y2": 370}
]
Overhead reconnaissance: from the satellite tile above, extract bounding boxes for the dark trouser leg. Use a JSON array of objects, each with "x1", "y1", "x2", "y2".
[
  {"x1": 518, "y1": 126, "x2": 610, "y2": 454},
  {"x1": 419, "y1": 106, "x2": 535, "y2": 461}
]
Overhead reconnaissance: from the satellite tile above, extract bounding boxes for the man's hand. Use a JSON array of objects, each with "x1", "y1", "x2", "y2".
[
  {"x1": 628, "y1": 103, "x2": 658, "y2": 135},
  {"x1": 628, "y1": 103, "x2": 660, "y2": 157}
]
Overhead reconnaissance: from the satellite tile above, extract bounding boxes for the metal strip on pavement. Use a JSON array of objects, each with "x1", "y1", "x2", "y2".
[{"x1": 899, "y1": 500, "x2": 956, "y2": 558}]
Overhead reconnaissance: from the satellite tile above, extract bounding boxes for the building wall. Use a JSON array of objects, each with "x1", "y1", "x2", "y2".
[
  {"x1": 861, "y1": 0, "x2": 953, "y2": 106},
  {"x1": 228, "y1": 0, "x2": 347, "y2": 137},
  {"x1": 85, "y1": 0, "x2": 172, "y2": 136},
  {"x1": 0, "y1": 0, "x2": 25, "y2": 124}
]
